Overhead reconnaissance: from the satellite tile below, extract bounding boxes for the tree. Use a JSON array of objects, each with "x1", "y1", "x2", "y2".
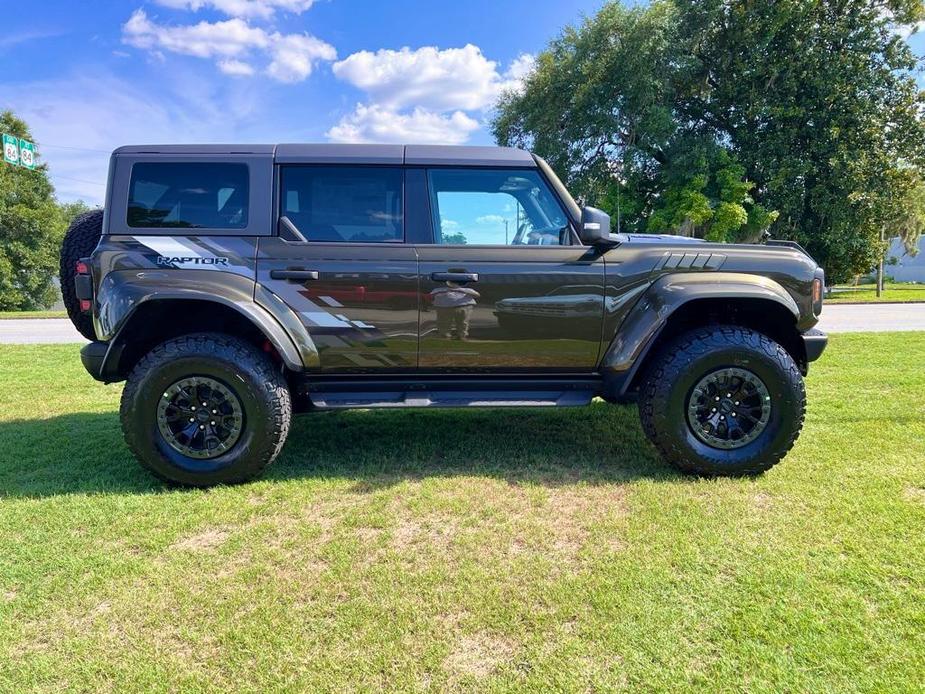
[
  {"x1": 0, "y1": 111, "x2": 67, "y2": 310},
  {"x1": 493, "y1": 0, "x2": 925, "y2": 282}
]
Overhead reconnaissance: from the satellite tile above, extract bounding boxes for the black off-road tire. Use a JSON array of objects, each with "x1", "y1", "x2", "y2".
[
  {"x1": 639, "y1": 326, "x2": 806, "y2": 476},
  {"x1": 120, "y1": 333, "x2": 292, "y2": 487},
  {"x1": 59, "y1": 209, "x2": 104, "y2": 340}
]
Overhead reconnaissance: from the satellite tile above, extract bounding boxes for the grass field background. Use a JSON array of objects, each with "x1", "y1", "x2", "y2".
[
  {"x1": 0, "y1": 310, "x2": 68, "y2": 320},
  {"x1": 827, "y1": 282, "x2": 925, "y2": 303},
  {"x1": 1, "y1": 334, "x2": 924, "y2": 692}
]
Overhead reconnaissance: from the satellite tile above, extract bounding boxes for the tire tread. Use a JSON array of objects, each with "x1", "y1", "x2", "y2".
[
  {"x1": 120, "y1": 332, "x2": 291, "y2": 486},
  {"x1": 639, "y1": 325, "x2": 805, "y2": 476}
]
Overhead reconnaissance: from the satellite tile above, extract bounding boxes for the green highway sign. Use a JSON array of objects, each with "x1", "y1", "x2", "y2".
[
  {"x1": 19, "y1": 139, "x2": 35, "y2": 169},
  {"x1": 3, "y1": 134, "x2": 19, "y2": 166}
]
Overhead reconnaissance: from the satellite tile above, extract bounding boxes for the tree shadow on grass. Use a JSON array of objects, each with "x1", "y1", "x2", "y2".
[{"x1": 0, "y1": 402, "x2": 680, "y2": 499}]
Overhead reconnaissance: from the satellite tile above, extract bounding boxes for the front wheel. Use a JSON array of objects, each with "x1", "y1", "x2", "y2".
[
  {"x1": 120, "y1": 333, "x2": 292, "y2": 486},
  {"x1": 639, "y1": 326, "x2": 805, "y2": 476}
]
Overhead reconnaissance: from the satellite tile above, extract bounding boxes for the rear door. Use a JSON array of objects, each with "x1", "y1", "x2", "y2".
[
  {"x1": 257, "y1": 164, "x2": 419, "y2": 371},
  {"x1": 417, "y1": 167, "x2": 604, "y2": 370}
]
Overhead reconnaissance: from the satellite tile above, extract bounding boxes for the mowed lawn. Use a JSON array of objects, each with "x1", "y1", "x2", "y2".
[
  {"x1": 1, "y1": 334, "x2": 924, "y2": 692},
  {"x1": 827, "y1": 283, "x2": 925, "y2": 303}
]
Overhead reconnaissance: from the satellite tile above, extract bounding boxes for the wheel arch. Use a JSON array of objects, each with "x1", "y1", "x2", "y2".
[
  {"x1": 601, "y1": 273, "x2": 806, "y2": 401},
  {"x1": 98, "y1": 295, "x2": 311, "y2": 382}
]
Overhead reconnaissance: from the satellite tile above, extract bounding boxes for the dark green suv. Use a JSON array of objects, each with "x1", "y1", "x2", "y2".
[{"x1": 60, "y1": 144, "x2": 826, "y2": 486}]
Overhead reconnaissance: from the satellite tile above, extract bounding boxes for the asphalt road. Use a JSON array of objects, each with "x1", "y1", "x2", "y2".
[{"x1": 0, "y1": 303, "x2": 923, "y2": 344}]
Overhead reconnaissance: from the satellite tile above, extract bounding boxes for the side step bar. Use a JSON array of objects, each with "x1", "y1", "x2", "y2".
[{"x1": 309, "y1": 389, "x2": 595, "y2": 409}]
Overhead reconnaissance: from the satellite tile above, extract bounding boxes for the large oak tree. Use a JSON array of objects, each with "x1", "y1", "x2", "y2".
[
  {"x1": 494, "y1": 0, "x2": 925, "y2": 282},
  {"x1": 0, "y1": 111, "x2": 90, "y2": 310}
]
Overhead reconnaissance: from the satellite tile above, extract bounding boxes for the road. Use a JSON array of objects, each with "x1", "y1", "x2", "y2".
[{"x1": 0, "y1": 303, "x2": 923, "y2": 344}]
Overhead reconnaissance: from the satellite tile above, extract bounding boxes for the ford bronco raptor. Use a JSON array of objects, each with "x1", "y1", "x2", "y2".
[{"x1": 61, "y1": 144, "x2": 827, "y2": 486}]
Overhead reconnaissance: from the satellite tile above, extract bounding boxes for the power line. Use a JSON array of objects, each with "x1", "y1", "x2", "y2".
[
  {"x1": 52, "y1": 174, "x2": 105, "y2": 186},
  {"x1": 8, "y1": 164, "x2": 106, "y2": 187},
  {"x1": 36, "y1": 142, "x2": 113, "y2": 155}
]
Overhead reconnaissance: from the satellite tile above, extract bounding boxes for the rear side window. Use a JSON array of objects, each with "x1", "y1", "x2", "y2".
[
  {"x1": 127, "y1": 162, "x2": 249, "y2": 229},
  {"x1": 280, "y1": 166, "x2": 403, "y2": 243}
]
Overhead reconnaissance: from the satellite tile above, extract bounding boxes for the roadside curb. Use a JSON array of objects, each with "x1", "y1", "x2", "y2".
[{"x1": 826, "y1": 300, "x2": 925, "y2": 306}]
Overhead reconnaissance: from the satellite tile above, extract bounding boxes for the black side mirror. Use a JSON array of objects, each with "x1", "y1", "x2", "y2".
[{"x1": 580, "y1": 206, "x2": 611, "y2": 245}]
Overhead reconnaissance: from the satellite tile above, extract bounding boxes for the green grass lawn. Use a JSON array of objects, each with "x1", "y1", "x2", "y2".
[
  {"x1": 1, "y1": 335, "x2": 924, "y2": 692},
  {"x1": 827, "y1": 282, "x2": 925, "y2": 303},
  {"x1": 0, "y1": 310, "x2": 68, "y2": 320}
]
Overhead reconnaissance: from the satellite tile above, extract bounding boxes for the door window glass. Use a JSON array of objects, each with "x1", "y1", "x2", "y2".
[
  {"x1": 128, "y1": 162, "x2": 249, "y2": 229},
  {"x1": 428, "y1": 169, "x2": 569, "y2": 245},
  {"x1": 280, "y1": 166, "x2": 403, "y2": 243}
]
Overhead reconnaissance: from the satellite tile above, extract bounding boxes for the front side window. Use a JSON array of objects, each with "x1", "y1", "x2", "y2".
[
  {"x1": 428, "y1": 169, "x2": 569, "y2": 246},
  {"x1": 280, "y1": 166, "x2": 403, "y2": 243},
  {"x1": 128, "y1": 162, "x2": 249, "y2": 229}
]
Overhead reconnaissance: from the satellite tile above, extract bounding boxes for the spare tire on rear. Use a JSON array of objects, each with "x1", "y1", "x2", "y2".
[{"x1": 59, "y1": 209, "x2": 103, "y2": 340}]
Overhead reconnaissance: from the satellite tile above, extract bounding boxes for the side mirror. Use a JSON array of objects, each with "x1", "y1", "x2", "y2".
[{"x1": 580, "y1": 206, "x2": 611, "y2": 245}]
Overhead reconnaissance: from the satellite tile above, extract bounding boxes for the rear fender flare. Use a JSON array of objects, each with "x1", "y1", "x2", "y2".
[{"x1": 95, "y1": 270, "x2": 318, "y2": 377}]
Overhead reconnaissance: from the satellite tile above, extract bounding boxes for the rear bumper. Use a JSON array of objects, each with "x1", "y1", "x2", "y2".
[
  {"x1": 80, "y1": 341, "x2": 109, "y2": 382},
  {"x1": 802, "y1": 328, "x2": 828, "y2": 363}
]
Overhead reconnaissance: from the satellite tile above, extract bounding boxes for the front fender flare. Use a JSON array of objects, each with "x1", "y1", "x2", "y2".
[{"x1": 600, "y1": 272, "x2": 800, "y2": 394}]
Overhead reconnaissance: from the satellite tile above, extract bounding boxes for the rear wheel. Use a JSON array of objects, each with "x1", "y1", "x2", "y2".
[
  {"x1": 639, "y1": 326, "x2": 805, "y2": 476},
  {"x1": 59, "y1": 209, "x2": 103, "y2": 340},
  {"x1": 120, "y1": 333, "x2": 291, "y2": 486}
]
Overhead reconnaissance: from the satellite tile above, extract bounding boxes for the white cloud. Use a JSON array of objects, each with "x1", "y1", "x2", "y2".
[
  {"x1": 897, "y1": 20, "x2": 924, "y2": 38},
  {"x1": 153, "y1": 0, "x2": 316, "y2": 20},
  {"x1": 327, "y1": 46, "x2": 533, "y2": 145},
  {"x1": 122, "y1": 9, "x2": 335, "y2": 81},
  {"x1": 503, "y1": 53, "x2": 536, "y2": 87},
  {"x1": 266, "y1": 33, "x2": 337, "y2": 83},
  {"x1": 218, "y1": 58, "x2": 255, "y2": 76},
  {"x1": 476, "y1": 214, "x2": 505, "y2": 225},
  {"x1": 332, "y1": 45, "x2": 534, "y2": 112},
  {"x1": 11, "y1": 71, "x2": 270, "y2": 204},
  {"x1": 326, "y1": 104, "x2": 479, "y2": 145}
]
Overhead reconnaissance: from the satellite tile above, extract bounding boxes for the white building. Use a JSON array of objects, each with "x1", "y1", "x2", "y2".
[{"x1": 887, "y1": 237, "x2": 925, "y2": 282}]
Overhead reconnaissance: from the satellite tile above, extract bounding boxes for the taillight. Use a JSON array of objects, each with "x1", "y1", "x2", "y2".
[{"x1": 74, "y1": 258, "x2": 93, "y2": 313}]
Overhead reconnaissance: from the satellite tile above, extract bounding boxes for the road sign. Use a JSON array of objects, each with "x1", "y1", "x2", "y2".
[
  {"x1": 18, "y1": 139, "x2": 35, "y2": 169},
  {"x1": 3, "y1": 134, "x2": 19, "y2": 166}
]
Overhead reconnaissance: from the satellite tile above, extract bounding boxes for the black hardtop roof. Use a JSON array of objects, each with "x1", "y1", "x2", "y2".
[{"x1": 112, "y1": 143, "x2": 536, "y2": 167}]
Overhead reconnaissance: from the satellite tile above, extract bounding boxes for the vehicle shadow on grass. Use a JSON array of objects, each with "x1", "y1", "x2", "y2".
[{"x1": 0, "y1": 402, "x2": 679, "y2": 499}]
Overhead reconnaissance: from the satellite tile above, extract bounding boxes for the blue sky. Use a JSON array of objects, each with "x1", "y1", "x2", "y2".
[
  {"x1": 1, "y1": 0, "x2": 605, "y2": 203},
  {"x1": 3, "y1": 1, "x2": 923, "y2": 205}
]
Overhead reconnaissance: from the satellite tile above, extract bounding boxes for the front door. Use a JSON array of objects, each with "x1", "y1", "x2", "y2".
[
  {"x1": 257, "y1": 165, "x2": 418, "y2": 371},
  {"x1": 418, "y1": 167, "x2": 604, "y2": 370}
]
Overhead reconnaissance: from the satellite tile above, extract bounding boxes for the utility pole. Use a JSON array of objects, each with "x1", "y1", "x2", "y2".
[
  {"x1": 876, "y1": 227, "x2": 884, "y2": 298},
  {"x1": 617, "y1": 184, "x2": 621, "y2": 234}
]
